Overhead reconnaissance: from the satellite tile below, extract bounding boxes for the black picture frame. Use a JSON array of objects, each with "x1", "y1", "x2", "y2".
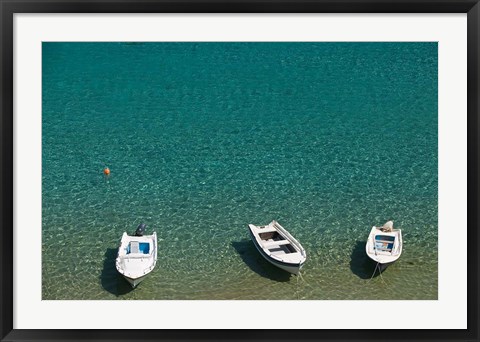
[{"x1": 1, "y1": 1, "x2": 478, "y2": 341}]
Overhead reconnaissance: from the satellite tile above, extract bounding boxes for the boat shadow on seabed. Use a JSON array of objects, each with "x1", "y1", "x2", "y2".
[
  {"x1": 100, "y1": 248, "x2": 135, "y2": 296},
  {"x1": 350, "y1": 240, "x2": 380, "y2": 279},
  {"x1": 231, "y1": 241, "x2": 292, "y2": 282}
]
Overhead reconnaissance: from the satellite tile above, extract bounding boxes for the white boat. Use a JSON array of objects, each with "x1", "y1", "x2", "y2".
[
  {"x1": 115, "y1": 224, "x2": 158, "y2": 288},
  {"x1": 365, "y1": 221, "x2": 402, "y2": 273},
  {"x1": 248, "y1": 220, "x2": 306, "y2": 275}
]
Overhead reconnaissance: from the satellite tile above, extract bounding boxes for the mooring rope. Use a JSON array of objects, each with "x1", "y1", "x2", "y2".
[
  {"x1": 370, "y1": 262, "x2": 387, "y2": 285},
  {"x1": 295, "y1": 271, "x2": 307, "y2": 300},
  {"x1": 370, "y1": 262, "x2": 379, "y2": 280}
]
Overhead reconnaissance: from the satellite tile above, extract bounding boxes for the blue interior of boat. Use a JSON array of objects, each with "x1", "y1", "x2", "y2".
[
  {"x1": 375, "y1": 235, "x2": 394, "y2": 250},
  {"x1": 375, "y1": 242, "x2": 393, "y2": 250},
  {"x1": 126, "y1": 242, "x2": 150, "y2": 254}
]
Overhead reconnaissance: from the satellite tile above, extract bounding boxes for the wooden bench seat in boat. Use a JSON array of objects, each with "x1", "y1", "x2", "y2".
[
  {"x1": 262, "y1": 240, "x2": 291, "y2": 248},
  {"x1": 130, "y1": 241, "x2": 140, "y2": 253},
  {"x1": 257, "y1": 227, "x2": 278, "y2": 234},
  {"x1": 376, "y1": 239, "x2": 395, "y2": 244}
]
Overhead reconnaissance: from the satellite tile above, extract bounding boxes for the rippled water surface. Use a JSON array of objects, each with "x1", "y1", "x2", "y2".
[{"x1": 42, "y1": 42, "x2": 438, "y2": 299}]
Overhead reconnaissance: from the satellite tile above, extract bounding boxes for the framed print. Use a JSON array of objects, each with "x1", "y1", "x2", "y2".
[{"x1": 1, "y1": 0, "x2": 479, "y2": 341}]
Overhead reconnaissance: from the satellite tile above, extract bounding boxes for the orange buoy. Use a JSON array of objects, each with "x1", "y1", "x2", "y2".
[{"x1": 103, "y1": 167, "x2": 110, "y2": 176}]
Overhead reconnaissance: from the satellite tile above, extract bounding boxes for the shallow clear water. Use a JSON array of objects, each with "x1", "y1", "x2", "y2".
[{"x1": 42, "y1": 42, "x2": 438, "y2": 300}]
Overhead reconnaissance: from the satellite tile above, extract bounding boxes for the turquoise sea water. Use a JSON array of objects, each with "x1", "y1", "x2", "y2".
[{"x1": 42, "y1": 42, "x2": 438, "y2": 300}]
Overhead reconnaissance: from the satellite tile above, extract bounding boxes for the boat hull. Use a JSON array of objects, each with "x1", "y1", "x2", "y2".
[
  {"x1": 249, "y1": 229, "x2": 304, "y2": 275},
  {"x1": 366, "y1": 251, "x2": 400, "y2": 273},
  {"x1": 122, "y1": 273, "x2": 149, "y2": 288},
  {"x1": 373, "y1": 260, "x2": 396, "y2": 273}
]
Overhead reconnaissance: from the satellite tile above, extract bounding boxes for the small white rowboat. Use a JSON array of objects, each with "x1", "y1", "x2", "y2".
[
  {"x1": 248, "y1": 220, "x2": 306, "y2": 275},
  {"x1": 366, "y1": 221, "x2": 403, "y2": 273}
]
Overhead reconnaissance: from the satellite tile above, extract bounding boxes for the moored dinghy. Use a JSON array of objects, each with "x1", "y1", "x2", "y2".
[
  {"x1": 248, "y1": 220, "x2": 306, "y2": 275},
  {"x1": 116, "y1": 223, "x2": 158, "y2": 288},
  {"x1": 366, "y1": 220, "x2": 403, "y2": 273}
]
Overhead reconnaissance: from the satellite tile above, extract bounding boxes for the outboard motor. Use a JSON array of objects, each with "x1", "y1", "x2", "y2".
[{"x1": 135, "y1": 223, "x2": 147, "y2": 236}]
